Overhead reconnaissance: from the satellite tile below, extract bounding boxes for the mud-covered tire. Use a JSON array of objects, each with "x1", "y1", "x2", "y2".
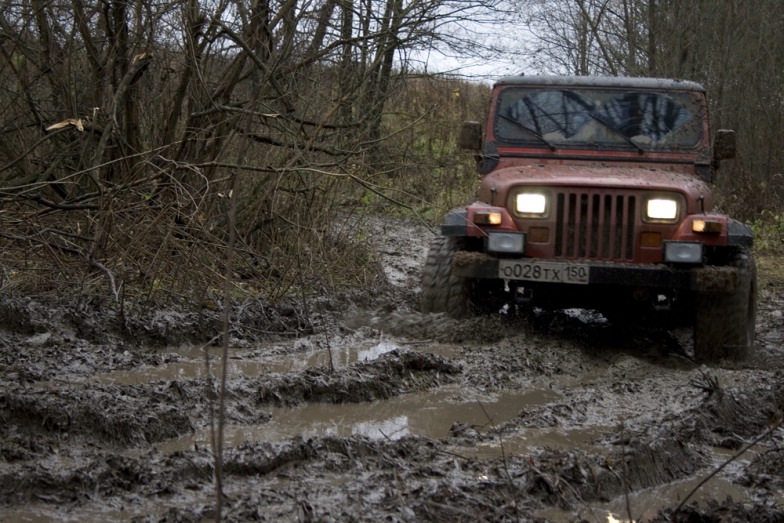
[
  {"x1": 693, "y1": 249, "x2": 757, "y2": 363},
  {"x1": 420, "y1": 236, "x2": 473, "y2": 318}
]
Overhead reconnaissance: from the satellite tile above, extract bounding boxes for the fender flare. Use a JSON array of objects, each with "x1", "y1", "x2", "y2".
[
  {"x1": 441, "y1": 208, "x2": 468, "y2": 236},
  {"x1": 728, "y1": 219, "x2": 754, "y2": 248}
]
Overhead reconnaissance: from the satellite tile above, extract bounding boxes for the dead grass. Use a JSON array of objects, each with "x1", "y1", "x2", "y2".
[{"x1": 756, "y1": 253, "x2": 784, "y2": 289}]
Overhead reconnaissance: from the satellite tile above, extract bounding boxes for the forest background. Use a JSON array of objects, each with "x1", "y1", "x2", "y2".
[{"x1": 1, "y1": 0, "x2": 782, "y2": 307}]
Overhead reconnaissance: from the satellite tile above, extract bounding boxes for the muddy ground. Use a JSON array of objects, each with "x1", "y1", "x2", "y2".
[{"x1": 2, "y1": 217, "x2": 784, "y2": 522}]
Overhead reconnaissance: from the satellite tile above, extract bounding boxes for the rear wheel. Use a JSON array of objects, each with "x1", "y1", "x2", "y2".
[{"x1": 693, "y1": 248, "x2": 757, "y2": 363}]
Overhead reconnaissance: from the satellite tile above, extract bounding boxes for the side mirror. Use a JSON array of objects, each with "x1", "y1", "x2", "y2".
[
  {"x1": 458, "y1": 121, "x2": 482, "y2": 151},
  {"x1": 713, "y1": 129, "x2": 736, "y2": 162}
]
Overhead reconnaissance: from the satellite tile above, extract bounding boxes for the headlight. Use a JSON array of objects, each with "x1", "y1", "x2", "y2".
[
  {"x1": 664, "y1": 241, "x2": 703, "y2": 264},
  {"x1": 516, "y1": 193, "x2": 547, "y2": 216},
  {"x1": 646, "y1": 198, "x2": 678, "y2": 221},
  {"x1": 487, "y1": 232, "x2": 525, "y2": 254}
]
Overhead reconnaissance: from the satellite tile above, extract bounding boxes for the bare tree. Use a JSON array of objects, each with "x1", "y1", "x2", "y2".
[
  {"x1": 517, "y1": 0, "x2": 784, "y2": 219},
  {"x1": 0, "y1": 0, "x2": 502, "y2": 306}
]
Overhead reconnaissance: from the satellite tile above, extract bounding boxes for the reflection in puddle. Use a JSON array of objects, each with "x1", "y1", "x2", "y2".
[
  {"x1": 352, "y1": 415, "x2": 408, "y2": 439},
  {"x1": 154, "y1": 387, "x2": 562, "y2": 453},
  {"x1": 357, "y1": 340, "x2": 398, "y2": 362}
]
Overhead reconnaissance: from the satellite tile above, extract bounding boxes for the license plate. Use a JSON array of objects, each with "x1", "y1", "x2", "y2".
[{"x1": 498, "y1": 260, "x2": 589, "y2": 285}]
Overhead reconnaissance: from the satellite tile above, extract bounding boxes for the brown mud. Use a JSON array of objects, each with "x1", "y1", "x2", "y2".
[{"x1": 2, "y1": 217, "x2": 784, "y2": 522}]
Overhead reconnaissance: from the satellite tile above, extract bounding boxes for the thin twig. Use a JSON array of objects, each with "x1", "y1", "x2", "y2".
[
  {"x1": 87, "y1": 256, "x2": 120, "y2": 302},
  {"x1": 621, "y1": 422, "x2": 633, "y2": 523},
  {"x1": 215, "y1": 171, "x2": 241, "y2": 522},
  {"x1": 476, "y1": 400, "x2": 520, "y2": 523}
]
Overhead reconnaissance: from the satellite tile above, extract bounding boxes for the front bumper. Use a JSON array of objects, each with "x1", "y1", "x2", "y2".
[{"x1": 452, "y1": 251, "x2": 739, "y2": 292}]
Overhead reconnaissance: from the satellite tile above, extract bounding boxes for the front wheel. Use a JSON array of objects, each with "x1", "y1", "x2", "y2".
[
  {"x1": 420, "y1": 236, "x2": 505, "y2": 318},
  {"x1": 420, "y1": 236, "x2": 472, "y2": 317},
  {"x1": 693, "y1": 248, "x2": 757, "y2": 363}
]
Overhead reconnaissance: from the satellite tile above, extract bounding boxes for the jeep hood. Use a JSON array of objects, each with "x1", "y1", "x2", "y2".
[{"x1": 479, "y1": 164, "x2": 713, "y2": 212}]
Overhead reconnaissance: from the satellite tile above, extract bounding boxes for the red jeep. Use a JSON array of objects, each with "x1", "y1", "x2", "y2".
[{"x1": 421, "y1": 76, "x2": 755, "y2": 362}]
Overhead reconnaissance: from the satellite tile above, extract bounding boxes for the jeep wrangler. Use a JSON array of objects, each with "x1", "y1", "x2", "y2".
[{"x1": 421, "y1": 76, "x2": 756, "y2": 362}]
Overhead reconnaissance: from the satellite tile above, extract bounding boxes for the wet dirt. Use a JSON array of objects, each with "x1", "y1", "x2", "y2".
[{"x1": 2, "y1": 216, "x2": 784, "y2": 522}]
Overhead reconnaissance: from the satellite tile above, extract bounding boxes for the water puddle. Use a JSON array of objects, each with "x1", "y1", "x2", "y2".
[
  {"x1": 0, "y1": 498, "x2": 192, "y2": 523},
  {"x1": 153, "y1": 386, "x2": 562, "y2": 453},
  {"x1": 537, "y1": 471, "x2": 760, "y2": 523},
  {"x1": 86, "y1": 339, "x2": 418, "y2": 386},
  {"x1": 462, "y1": 426, "x2": 608, "y2": 459}
]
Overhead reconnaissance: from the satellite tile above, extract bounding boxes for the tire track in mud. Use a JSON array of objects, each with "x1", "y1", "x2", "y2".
[
  {"x1": 1, "y1": 351, "x2": 459, "y2": 451},
  {"x1": 0, "y1": 319, "x2": 782, "y2": 521},
  {"x1": 8, "y1": 311, "x2": 783, "y2": 521},
  {"x1": 255, "y1": 350, "x2": 460, "y2": 406},
  {"x1": 3, "y1": 217, "x2": 784, "y2": 521}
]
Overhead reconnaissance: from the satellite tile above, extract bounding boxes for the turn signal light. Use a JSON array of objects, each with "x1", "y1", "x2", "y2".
[
  {"x1": 473, "y1": 211, "x2": 503, "y2": 225},
  {"x1": 640, "y1": 232, "x2": 662, "y2": 247},
  {"x1": 692, "y1": 219, "x2": 722, "y2": 234},
  {"x1": 528, "y1": 227, "x2": 550, "y2": 243}
]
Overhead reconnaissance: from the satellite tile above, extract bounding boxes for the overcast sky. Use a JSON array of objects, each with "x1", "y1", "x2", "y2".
[{"x1": 409, "y1": 12, "x2": 534, "y2": 84}]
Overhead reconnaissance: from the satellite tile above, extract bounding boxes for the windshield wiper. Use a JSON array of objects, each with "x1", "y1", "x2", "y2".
[
  {"x1": 587, "y1": 113, "x2": 645, "y2": 154},
  {"x1": 498, "y1": 113, "x2": 556, "y2": 151}
]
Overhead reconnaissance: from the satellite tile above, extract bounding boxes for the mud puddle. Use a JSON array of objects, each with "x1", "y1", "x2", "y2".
[
  {"x1": 74, "y1": 338, "x2": 447, "y2": 386},
  {"x1": 153, "y1": 386, "x2": 563, "y2": 453},
  {"x1": 0, "y1": 505, "x2": 153, "y2": 523},
  {"x1": 4, "y1": 217, "x2": 784, "y2": 522},
  {"x1": 537, "y1": 468, "x2": 771, "y2": 523}
]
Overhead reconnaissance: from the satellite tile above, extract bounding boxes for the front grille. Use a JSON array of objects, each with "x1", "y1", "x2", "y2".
[{"x1": 554, "y1": 191, "x2": 636, "y2": 260}]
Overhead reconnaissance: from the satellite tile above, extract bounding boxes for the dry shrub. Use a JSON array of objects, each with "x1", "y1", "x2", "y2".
[
  {"x1": 348, "y1": 75, "x2": 492, "y2": 222},
  {"x1": 0, "y1": 167, "x2": 380, "y2": 306},
  {"x1": 0, "y1": 73, "x2": 487, "y2": 306}
]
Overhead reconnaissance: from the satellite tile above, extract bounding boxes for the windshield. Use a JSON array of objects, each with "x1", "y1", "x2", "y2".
[{"x1": 495, "y1": 87, "x2": 704, "y2": 150}]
